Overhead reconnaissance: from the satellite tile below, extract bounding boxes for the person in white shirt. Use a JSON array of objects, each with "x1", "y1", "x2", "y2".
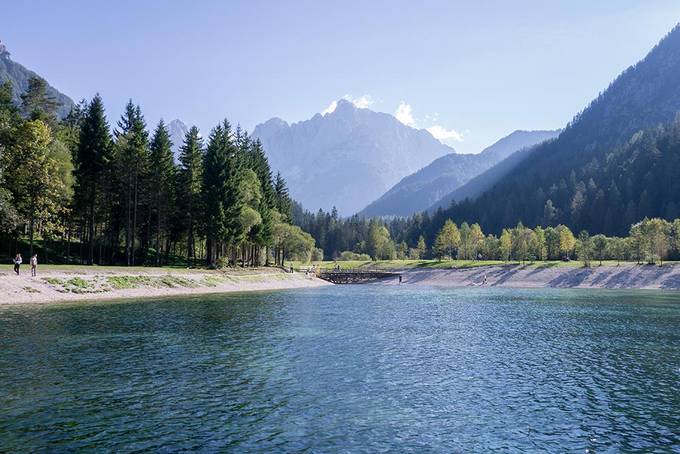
[
  {"x1": 30, "y1": 254, "x2": 38, "y2": 277},
  {"x1": 13, "y1": 253, "x2": 22, "y2": 275}
]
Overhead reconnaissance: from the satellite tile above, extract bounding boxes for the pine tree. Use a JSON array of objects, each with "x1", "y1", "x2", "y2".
[
  {"x1": 221, "y1": 120, "x2": 245, "y2": 262},
  {"x1": 149, "y1": 120, "x2": 176, "y2": 265},
  {"x1": 274, "y1": 172, "x2": 292, "y2": 220},
  {"x1": 20, "y1": 76, "x2": 59, "y2": 127},
  {"x1": 73, "y1": 94, "x2": 113, "y2": 264},
  {"x1": 114, "y1": 101, "x2": 150, "y2": 265},
  {"x1": 202, "y1": 123, "x2": 230, "y2": 266},
  {"x1": 248, "y1": 139, "x2": 276, "y2": 264},
  {"x1": 178, "y1": 126, "x2": 204, "y2": 264}
]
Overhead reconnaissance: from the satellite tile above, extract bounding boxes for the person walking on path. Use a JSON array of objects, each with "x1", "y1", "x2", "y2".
[
  {"x1": 30, "y1": 254, "x2": 38, "y2": 277},
  {"x1": 13, "y1": 253, "x2": 22, "y2": 275}
]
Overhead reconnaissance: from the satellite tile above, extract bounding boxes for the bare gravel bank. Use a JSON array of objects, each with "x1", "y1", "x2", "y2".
[
  {"x1": 0, "y1": 268, "x2": 330, "y2": 305},
  {"x1": 389, "y1": 263, "x2": 680, "y2": 290}
]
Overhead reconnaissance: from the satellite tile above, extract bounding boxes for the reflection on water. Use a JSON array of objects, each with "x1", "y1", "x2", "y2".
[{"x1": 1, "y1": 287, "x2": 679, "y2": 451}]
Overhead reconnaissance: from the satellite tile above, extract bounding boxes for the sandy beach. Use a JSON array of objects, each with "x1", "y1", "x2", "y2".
[
  {"x1": 388, "y1": 263, "x2": 680, "y2": 290},
  {"x1": 4, "y1": 263, "x2": 680, "y2": 306},
  {"x1": 0, "y1": 267, "x2": 330, "y2": 305}
]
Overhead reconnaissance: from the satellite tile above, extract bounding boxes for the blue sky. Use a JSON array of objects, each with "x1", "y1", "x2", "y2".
[{"x1": 3, "y1": 0, "x2": 680, "y2": 153}]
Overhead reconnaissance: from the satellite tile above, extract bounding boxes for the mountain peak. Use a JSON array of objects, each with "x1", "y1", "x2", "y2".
[
  {"x1": 0, "y1": 42, "x2": 73, "y2": 117},
  {"x1": 262, "y1": 117, "x2": 289, "y2": 128},
  {"x1": 252, "y1": 101, "x2": 453, "y2": 215},
  {"x1": 335, "y1": 98, "x2": 355, "y2": 108},
  {"x1": 167, "y1": 119, "x2": 189, "y2": 163},
  {"x1": 168, "y1": 118, "x2": 186, "y2": 128}
]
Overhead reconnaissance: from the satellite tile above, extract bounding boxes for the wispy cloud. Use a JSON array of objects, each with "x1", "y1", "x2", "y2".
[
  {"x1": 426, "y1": 125, "x2": 465, "y2": 142},
  {"x1": 394, "y1": 101, "x2": 415, "y2": 126},
  {"x1": 322, "y1": 94, "x2": 374, "y2": 115},
  {"x1": 399, "y1": 101, "x2": 465, "y2": 142},
  {"x1": 343, "y1": 94, "x2": 373, "y2": 108},
  {"x1": 324, "y1": 96, "x2": 466, "y2": 144},
  {"x1": 322, "y1": 100, "x2": 338, "y2": 115}
]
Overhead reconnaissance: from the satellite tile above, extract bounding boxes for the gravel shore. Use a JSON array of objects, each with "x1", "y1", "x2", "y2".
[
  {"x1": 0, "y1": 268, "x2": 330, "y2": 305},
  {"x1": 385, "y1": 263, "x2": 680, "y2": 290}
]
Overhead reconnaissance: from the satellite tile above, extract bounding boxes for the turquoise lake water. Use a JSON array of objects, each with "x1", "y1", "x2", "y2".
[{"x1": 1, "y1": 286, "x2": 679, "y2": 451}]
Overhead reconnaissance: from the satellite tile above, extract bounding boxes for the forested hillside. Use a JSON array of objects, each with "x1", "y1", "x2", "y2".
[
  {"x1": 428, "y1": 24, "x2": 680, "y2": 236},
  {"x1": 362, "y1": 129, "x2": 558, "y2": 217},
  {"x1": 0, "y1": 41, "x2": 74, "y2": 118}
]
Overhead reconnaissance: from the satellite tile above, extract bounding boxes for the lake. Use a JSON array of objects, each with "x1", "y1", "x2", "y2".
[{"x1": 1, "y1": 287, "x2": 679, "y2": 451}]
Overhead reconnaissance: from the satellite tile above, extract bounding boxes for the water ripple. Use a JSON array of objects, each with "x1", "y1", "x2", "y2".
[{"x1": 1, "y1": 287, "x2": 679, "y2": 451}]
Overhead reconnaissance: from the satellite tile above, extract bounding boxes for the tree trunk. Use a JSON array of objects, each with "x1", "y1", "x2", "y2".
[
  {"x1": 132, "y1": 172, "x2": 138, "y2": 266},
  {"x1": 125, "y1": 174, "x2": 131, "y2": 266},
  {"x1": 66, "y1": 228, "x2": 71, "y2": 264},
  {"x1": 88, "y1": 203, "x2": 95, "y2": 265},
  {"x1": 29, "y1": 215, "x2": 34, "y2": 257},
  {"x1": 156, "y1": 190, "x2": 162, "y2": 266}
]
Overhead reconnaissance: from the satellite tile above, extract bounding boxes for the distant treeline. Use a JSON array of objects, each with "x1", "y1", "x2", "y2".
[
  {"x1": 429, "y1": 217, "x2": 679, "y2": 265},
  {"x1": 0, "y1": 78, "x2": 318, "y2": 266},
  {"x1": 294, "y1": 203, "x2": 680, "y2": 264}
]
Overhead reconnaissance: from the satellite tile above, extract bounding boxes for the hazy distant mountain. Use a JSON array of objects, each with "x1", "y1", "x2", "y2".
[
  {"x1": 427, "y1": 141, "x2": 546, "y2": 213},
  {"x1": 167, "y1": 119, "x2": 189, "y2": 162},
  {"x1": 252, "y1": 99, "x2": 453, "y2": 215},
  {"x1": 429, "y1": 24, "x2": 680, "y2": 236},
  {"x1": 361, "y1": 129, "x2": 559, "y2": 217},
  {"x1": 0, "y1": 40, "x2": 73, "y2": 118}
]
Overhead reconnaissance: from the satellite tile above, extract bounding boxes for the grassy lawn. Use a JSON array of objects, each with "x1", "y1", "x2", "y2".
[
  {"x1": 6, "y1": 264, "x2": 286, "y2": 275},
  {"x1": 289, "y1": 259, "x2": 678, "y2": 271},
  {"x1": 291, "y1": 259, "x2": 514, "y2": 271},
  {"x1": 19, "y1": 264, "x2": 202, "y2": 273}
]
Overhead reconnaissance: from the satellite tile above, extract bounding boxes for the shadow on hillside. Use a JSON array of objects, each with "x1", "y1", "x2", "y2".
[
  {"x1": 548, "y1": 264, "x2": 679, "y2": 289},
  {"x1": 402, "y1": 272, "x2": 427, "y2": 285},
  {"x1": 398, "y1": 263, "x2": 680, "y2": 289},
  {"x1": 548, "y1": 268, "x2": 592, "y2": 288},
  {"x1": 465, "y1": 264, "x2": 524, "y2": 286}
]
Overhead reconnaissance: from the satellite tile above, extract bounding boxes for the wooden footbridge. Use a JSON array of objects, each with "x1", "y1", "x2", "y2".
[{"x1": 316, "y1": 270, "x2": 401, "y2": 284}]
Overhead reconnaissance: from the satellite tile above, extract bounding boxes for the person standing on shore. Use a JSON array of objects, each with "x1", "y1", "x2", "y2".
[
  {"x1": 30, "y1": 254, "x2": 38, "y2": 277},
  {"x1": 13, "y1": 253, "x2": 22, "y2": 275}
]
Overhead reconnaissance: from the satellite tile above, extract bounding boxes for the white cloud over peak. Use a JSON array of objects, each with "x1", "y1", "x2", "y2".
[
  {"x1": 323, "y1": 96, "x2": 465, "y2": 144},
  {"x1": 322, "y1": 100, "x2": 338, "y2": 115},
  {"x1": 426, "y1": 125, "x2": 465, "y2": 142},
  {"x1": 395, "y1": 101, "x2": 415, "y2": 127},
  {"x1": 343, "y1": 94, "x2": 373, "y2": 108},
  {"x1": 322, "y1": 94, "x2": 374, "y2": 115}
]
